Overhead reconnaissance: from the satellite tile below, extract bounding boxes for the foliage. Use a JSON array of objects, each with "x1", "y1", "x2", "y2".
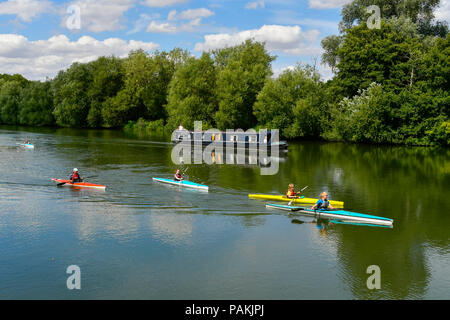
[
  {"x1": 0, "y1": 2, "x2": 448, "y2": 147},
  {"x1": 213, "y1": 40, "x2": 275, "y2": 130},
  {"x1": 254, "y1": 65, "x2": 325, "y2": 138}
]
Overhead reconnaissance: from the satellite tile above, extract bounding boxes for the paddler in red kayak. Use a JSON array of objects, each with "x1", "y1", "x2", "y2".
[
  {"x1": 174, "y1": 169, "x2": 184, "y2": 181},
  {"x1": 70, "y1": 168, "x2": 83, "y2": 183}
]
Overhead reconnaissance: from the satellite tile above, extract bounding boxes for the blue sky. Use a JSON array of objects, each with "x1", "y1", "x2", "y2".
[{"x1": 0, "y1": 0, "x2": 448, "y2": 80}]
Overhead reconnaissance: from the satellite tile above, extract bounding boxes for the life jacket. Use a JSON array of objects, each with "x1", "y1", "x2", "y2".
[
  {"x1": 71, "y1": 172, "x2": 80, "y2": 180},
  {"x1": 316, "y1": 199, "x2": 329, "y2": 210},
  {"x1": 287, "y1": 190, "x2": 296, "y2": 197},
  {"x1": 174, "y1": 173, "x2": 182, "y2": 181}
]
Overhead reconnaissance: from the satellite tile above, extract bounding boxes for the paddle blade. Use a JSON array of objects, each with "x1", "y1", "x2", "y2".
[{"x1": 56, "y1": 182, "x2": 66, "y2": 186}]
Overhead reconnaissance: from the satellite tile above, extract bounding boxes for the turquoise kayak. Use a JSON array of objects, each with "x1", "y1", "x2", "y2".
[
  {"x1": 265, "y1": 203, "x2": 393, "y2": 226},
  {"x1": 152, "y1": 177, "x2": 208, "y2": 191},
  {"x1": 18, "y1": 143, "x2": 34, "y2": 149}
]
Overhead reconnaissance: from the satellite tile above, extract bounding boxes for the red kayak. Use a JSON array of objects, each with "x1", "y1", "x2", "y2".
[{"x1": 51, "y1": 178, "x2": 106, "y2": 190}]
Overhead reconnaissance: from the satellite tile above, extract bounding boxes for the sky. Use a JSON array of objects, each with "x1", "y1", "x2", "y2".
[{"x1": 0, "y1": 0, "x2": 449, "y2": 81}]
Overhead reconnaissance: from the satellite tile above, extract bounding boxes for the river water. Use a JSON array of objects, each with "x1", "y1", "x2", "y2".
[{"x1": 0, "y1": 126, "x2": 448, "y2": 299}]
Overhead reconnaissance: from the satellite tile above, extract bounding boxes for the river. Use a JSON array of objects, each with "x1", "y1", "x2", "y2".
[{"x1": 0, "y1": 126, "x2": 449, "y2": 299}]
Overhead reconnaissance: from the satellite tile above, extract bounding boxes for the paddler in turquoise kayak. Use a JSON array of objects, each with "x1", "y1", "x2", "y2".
[
  {"x1": 174, "y1": 169, "x2": 184, "y2": 181},
  {"x1": 311, "y1": 192, "x2": 335, "y2": 210},
  {"x1": 70, "y1": 168, "x2": 83, "y2": 183}
]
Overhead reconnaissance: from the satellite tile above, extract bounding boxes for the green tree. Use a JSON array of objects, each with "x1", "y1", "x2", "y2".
[
  {"x1": 19, "y1": 81, "x2": 54, "y2": 126},
  {"x1": 52, "y1": 62, "x2": 93, "y2": 127},
  {"x1": 254, "y1": 65, "x2": 325, "y2": 138},
  {"x1": 334, "y1": 20, "x2": 424, "y2": 97},
  {"x1": 166, "y1": 53, "x2": 218, "y2": 129},
  {"x1": 87, "y1": 56, "x2": 125, "y2": 127},
  {"x1": 0, "y1": 80, "x2": 25, "y2": 124},
  {"x1": 321, "y1": 35, "x2": 343, "y2": 73},
  {"x1": 326, "y1": 83, "x2": 396, "y2": 143},
  {"x1": 214, "y1": 40, "x2": 274, "y2": 130},
  {"x1": 340, "y1": 0, "x2": 443, "y2": 34}
]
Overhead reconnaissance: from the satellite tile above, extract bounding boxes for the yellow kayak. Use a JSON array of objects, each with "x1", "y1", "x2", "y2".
[{"x1": 248, "y1": 194, "x2": 344, "y2": 208}]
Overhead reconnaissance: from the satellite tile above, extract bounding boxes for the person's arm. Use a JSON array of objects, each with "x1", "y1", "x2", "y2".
[
  {"x1": 311, "y1": 200, "x2": 321, "y2": 210},
  {"x1": 328, "y1": 204, "x2": 334, "y2": 210}
]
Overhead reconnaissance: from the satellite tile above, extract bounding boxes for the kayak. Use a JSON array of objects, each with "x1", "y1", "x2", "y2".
[
  {"x1": 265, "y1": 203, "x2": 393, "y2": 226},
  {"x1": 18, "y1": 143, "x2": 34, "y2": 149},
  {"x1": 51, "y1": 178, "x2": 106, "y2": 190},
  {"x1": 249, "y1": 194, "x2": 344, "y2": 208},
  {"x1": 153, "y1": 177, "x2": 208, "y2": 191},
  {"x1": 329, "y1": 220, "x2": 393, "y2": 228}
]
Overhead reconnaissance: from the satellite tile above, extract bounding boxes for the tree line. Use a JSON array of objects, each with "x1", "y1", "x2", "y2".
[{"x1": 0, "y1": 0, "x2": 448, "y2": 146}]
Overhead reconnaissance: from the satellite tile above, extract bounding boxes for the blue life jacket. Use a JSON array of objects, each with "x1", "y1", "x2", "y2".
[{"x1": 316, "y1": 199, "x2": 329, "y2": 210}]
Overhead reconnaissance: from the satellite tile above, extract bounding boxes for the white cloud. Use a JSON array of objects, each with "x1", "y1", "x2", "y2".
[
  {"x1": 435, "y1": 0, "x2": 450, "y2": 22},
  {"x1": 142, "y1": 0, "x2": 188, "y2": 7},
  {"x1": 309, "y1": 0, "x2": 352, "y2": 9},
  {"x1": 167, "y1": 8, "x2": 214, "y2": 20},
  {"x1": 128, "y1": 13, "x2": 161, "y2": 34},
  {"x1": 65, "y1": 0, "x2": 135, "y2": 32},
  {"x1": 0, "y1": 34, "x2": 159, "y2": 80},
  {"x1": 194, "y1": 25, "x2": 322, "y2": 56},
  {"x1": 0, "y1": 0, "x2": 52, "y2": 22},
  {"x1": 146, "y1": 18, "x2": 201, "y2": 33},
  {"x1": 146, "y1": 21, "x2": 177, "y2": 33},
  {"x1": 147, "y1": 7, "x2": 213, "y2": 33},
  {"x1": 245, "y1": 0, "x2": 265, "y2": 10}
]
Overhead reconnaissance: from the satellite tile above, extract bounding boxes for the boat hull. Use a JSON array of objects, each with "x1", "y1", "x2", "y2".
[
  {"x1": 51, "y1": 178, "x2": 106, "y2": 189},
  {"x1": 19, "y1": 143, "x2": 34, "y2": 149},
  {"x1": 265, "y1": 203, "x2": 393, "y2": 226},
  {"x1": 249, "y1": 194, "x2": 344, "y2": 208},
  {"x1": 152, "y1": 177, "x2": 209, "y2": 191}
]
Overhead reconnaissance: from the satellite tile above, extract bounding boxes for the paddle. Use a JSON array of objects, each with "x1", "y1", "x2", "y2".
[{"x1": 288, "y1": 185, "x2": 308, "y2": 206}]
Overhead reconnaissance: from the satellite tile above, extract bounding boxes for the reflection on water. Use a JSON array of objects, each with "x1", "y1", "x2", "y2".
[{"x1": 0, "y1": 126, "x2": 448, "y2": 299}]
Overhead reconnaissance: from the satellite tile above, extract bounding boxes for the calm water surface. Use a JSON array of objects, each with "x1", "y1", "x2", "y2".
[{"x1": 0, "y1": 126, "x2": 449, "y2": 299}]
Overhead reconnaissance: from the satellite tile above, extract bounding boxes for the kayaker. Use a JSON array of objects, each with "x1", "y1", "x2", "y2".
[
  {"x1": 174, "y1": 169, "x2": 183, "y2": 181},
  {"x1": 70, "y1": 168, "x2": 83, "y2": 183},
  {"x1": 286, "y1": 184, "x2": 302, "y2": 198},
  {"x1": 311, "y1": 192, "x2": 334, "y2": 210}
]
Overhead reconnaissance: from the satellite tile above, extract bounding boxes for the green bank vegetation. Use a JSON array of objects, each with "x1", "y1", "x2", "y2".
[{"x1": 0, "y1": 0, "x2": 448, "y2": 146}]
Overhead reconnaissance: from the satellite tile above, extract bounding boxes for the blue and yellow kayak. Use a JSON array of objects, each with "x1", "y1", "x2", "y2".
[{"x1": 249, "y1": 194, "x2": 344, "y2": 208}]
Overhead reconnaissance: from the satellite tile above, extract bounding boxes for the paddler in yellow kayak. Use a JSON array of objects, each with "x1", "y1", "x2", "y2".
[
  {"x1": 286, "y1": 184, "x2": 302, "y2": 198},
  {"x1": 70, "y1": 168, "x2": 84, "y2": 183},
  {"x1": 311, "y1": 192, "x2": 335, "y2": 210}
]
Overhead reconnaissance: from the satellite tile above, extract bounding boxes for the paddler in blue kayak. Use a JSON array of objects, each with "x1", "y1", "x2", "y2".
[
  {"x1": 174, "y1": 169, "x2": 184, "y2": 181},
  {"x1": 70, "y1": 168, "x2": 83, "y2": 183},
  {"x1": 311, "y1": 192, "x2": 334, "y2": 210}
]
